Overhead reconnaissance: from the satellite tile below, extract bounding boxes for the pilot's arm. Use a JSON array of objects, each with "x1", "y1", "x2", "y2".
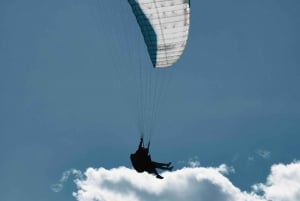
[{"x1": 139, "y1": 137, "x2": 143, "y2": 148}]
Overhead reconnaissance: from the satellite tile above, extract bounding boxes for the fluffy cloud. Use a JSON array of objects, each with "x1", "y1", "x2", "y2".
[
  {"x1": 253, "y1": 161, "x2": 300, "y2": 201},
  {"x1": 53, "y1": 161, "x2": 300, "y2": 201},
  {"x1": 72, "y1": 165, "x2": 262, "y2": 201},
  {"x1": 51, "y1": 169, "x2": 83, "y2": 192}
]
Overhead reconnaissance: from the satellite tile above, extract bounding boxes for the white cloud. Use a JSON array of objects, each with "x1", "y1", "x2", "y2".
[
  {"x1": 72, "y1": 165, "x2": 262, "y2": 201},
  {"x1": 253, "y1": 161, "x2": 300, "y2": 201},
  {"x1": 51, "y1": 169, "x2": 83, "y2": 192},
  {"x1": 188, "y1": 156, "x2": 201, "y2": 167},
  {"x1": 54, "y1": 161, "x2": 300, "y2": 201}
]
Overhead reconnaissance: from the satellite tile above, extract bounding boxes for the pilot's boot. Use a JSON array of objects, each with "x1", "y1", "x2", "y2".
[{"x1": 156, "y1": 175, "x2": 163, "y2": 179}]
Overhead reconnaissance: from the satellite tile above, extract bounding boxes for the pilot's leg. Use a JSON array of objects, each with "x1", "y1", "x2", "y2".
[
  {"x1": 152, "y1": 161, "x2": 171, "y2": 168},
  {"x1": 152, "y1": 168, "x2": 163, "y2": 179}
]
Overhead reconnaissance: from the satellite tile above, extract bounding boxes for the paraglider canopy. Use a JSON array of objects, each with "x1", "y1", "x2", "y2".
[{"x1": 128, "y1": 0, "x2": 190, "y2": 68}]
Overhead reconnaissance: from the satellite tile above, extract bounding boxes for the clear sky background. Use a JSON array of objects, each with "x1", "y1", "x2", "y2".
[{"x1": 0, "y1": 1, "x2": 300, "y2": 201}]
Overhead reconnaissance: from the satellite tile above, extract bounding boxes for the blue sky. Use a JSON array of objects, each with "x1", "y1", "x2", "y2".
[{"x1": 0, "y1": 0, "x2": 300, "y2": 201}]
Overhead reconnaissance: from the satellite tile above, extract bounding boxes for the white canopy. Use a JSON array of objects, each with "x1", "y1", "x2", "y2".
[{"x1": 128, "y1": 0, "x2": 191, "y2": 67}]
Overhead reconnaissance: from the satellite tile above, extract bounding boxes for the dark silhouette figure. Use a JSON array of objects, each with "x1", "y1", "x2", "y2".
[{"x1": 130, "y1": 137, "x2": 173, "y2": 179}]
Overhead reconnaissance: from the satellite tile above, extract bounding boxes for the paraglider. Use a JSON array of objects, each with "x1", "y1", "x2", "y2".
[
  {"x1": 130, "y1": 137, "x2": 173, "y2": 179},
  {"x1": 127, "y1": 0, "x2": 191, "y2": 178}
]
